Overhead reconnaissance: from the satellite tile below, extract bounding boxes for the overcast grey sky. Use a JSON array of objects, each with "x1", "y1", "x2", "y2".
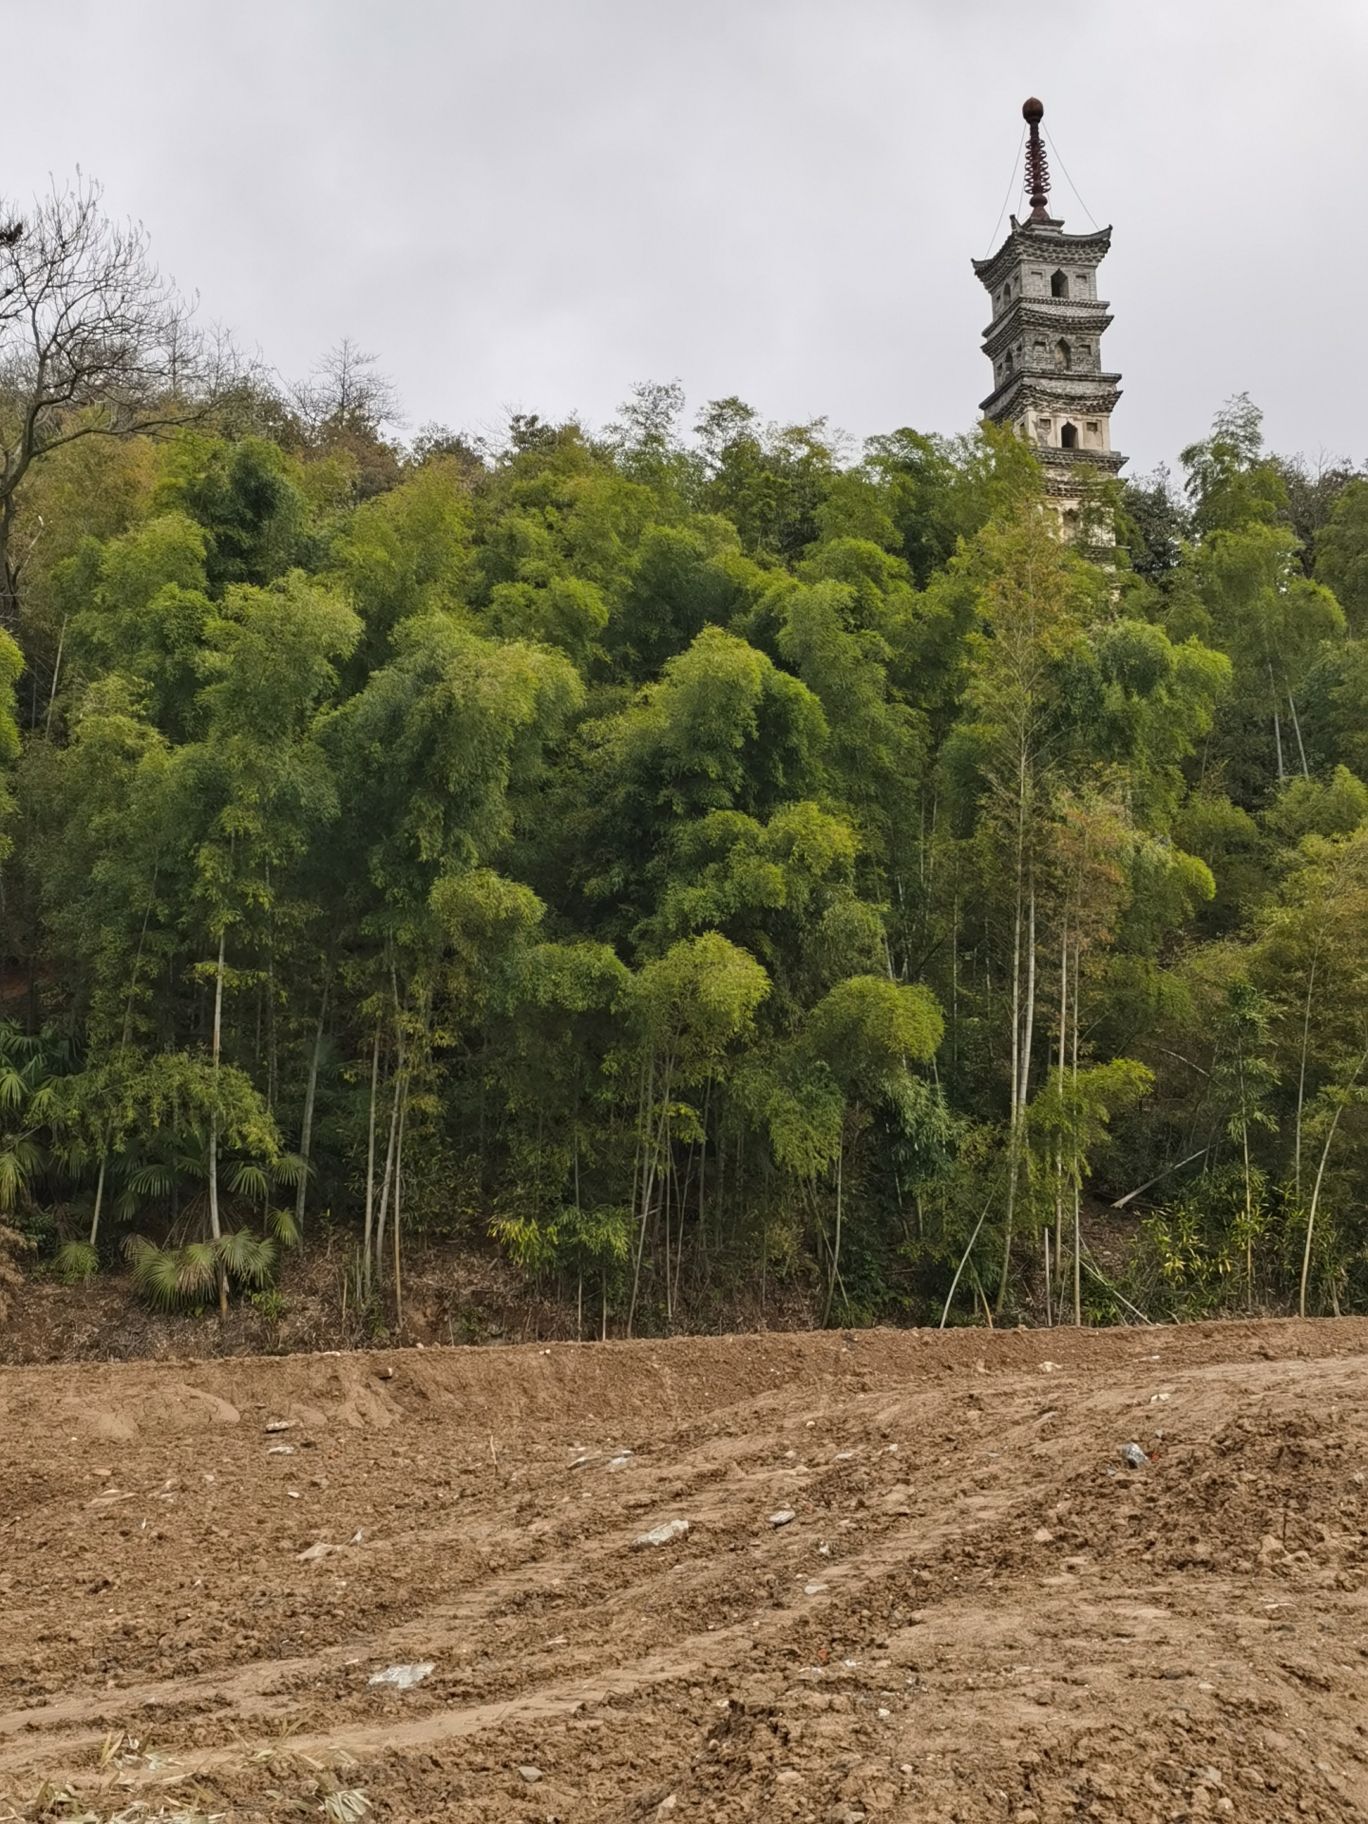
[{"x1": 8, "y1": 1, "x2": 1366, "y2": 477}]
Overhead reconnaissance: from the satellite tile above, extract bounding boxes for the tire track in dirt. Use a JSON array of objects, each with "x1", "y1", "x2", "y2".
[{"x1": 0, "y1": 1377, "x2": 1021, "y2": 1766}]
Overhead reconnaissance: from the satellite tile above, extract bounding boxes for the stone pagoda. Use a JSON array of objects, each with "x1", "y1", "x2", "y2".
[{"x1": 972, "y1": 98, "x2": 1123, "y2": 528}]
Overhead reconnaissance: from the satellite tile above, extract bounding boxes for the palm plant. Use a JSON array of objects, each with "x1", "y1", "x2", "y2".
[
  {"x1": 0, "y1": 1023, "x2": 61, "y2": 1211},
  {"x1": 115, "y1": 1137, "x2": 304, "y2": 1311},
  {"x1": 0, "y1": 1024, "x2": 95, "y2": 1276}
]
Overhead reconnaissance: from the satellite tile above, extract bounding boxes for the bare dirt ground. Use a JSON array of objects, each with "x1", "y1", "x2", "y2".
[{"x1": 1, "y1": 1319, "x2": 1367, "y2": 1822}]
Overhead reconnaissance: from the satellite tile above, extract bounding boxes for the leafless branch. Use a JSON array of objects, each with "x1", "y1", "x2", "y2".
[{"x1": 0, "y1": 174, "x2": 232, "y2": 620}]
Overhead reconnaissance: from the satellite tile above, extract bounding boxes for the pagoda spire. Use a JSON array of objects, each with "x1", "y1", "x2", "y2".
[{"x1": 1023, "y1": 97, "x2": 1052, "y2": 222}]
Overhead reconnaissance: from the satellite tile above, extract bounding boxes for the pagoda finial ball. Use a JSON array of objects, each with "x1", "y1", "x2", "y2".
[{"x1": 1022, "y1": 97, "x2": 1044, "y2": 124}]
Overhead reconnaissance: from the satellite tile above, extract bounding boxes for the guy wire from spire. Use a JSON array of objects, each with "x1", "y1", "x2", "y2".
[
  {"x1": 1043, "y1": 126, "x2": 1101, "y2": 231},
  {"x1": 983, "y1": 123, "x2": 1027, "y2": 258}
]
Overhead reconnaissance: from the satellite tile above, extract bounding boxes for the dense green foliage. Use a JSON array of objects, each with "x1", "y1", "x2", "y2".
[{"x1": 3, "y1": 362, "x2": 1368, "y2": 1333}]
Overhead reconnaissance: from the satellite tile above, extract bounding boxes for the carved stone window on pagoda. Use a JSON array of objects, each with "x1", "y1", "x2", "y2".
[
  {"x1": 1055, "y1": 339, "x2": 1072, "y2": 371},
  {"x1": 1060, "y1": 421, "x2": 1079, "y2": 450},
  {"x1": 1051, "y1": 269, "x2": 1068, "y2": 299}
]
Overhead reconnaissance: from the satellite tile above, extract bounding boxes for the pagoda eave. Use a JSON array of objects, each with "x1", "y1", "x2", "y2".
[
  {"x1": 984, "y1": 310, "x2": 1123, "y2": 355},
  {"x1": 1038, "y1": 448, "x2": 1127, "y2": 472},
  {"x1": 981, "y1": 302, "x2": 1114, "y2": 349},
  {"x1": 971, "y1": 220, "x2": 1114, "y2": 288},
  {"x1": 978, "y1": 374, "x2": 1123, "y2": 417}
]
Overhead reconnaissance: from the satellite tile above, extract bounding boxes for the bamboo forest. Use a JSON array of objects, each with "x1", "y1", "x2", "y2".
[{"x1": 3, "y1": 192, "x2": 1368, "y2": 1341}]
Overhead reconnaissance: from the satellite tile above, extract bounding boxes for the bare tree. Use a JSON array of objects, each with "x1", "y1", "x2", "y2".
[
  {"x1": 290, "y1": 337, "x2": 400, "y2": 439},
  {"x1": 287, "y1": 338, "x2": 403, "y2": 498},
  {"x1": 0, "y1": 175, "x2": 216, "y2": 624}
]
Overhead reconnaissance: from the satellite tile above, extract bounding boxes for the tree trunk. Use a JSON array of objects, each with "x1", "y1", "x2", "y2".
[
  {"x1": 87, "y1": 1154, "x2": 107, "y2": 1249},
  {"x1": 0, "y1": 506, "x2": 19, "y2": 632},
  {"x1": 295, "y1": 973, "x2": 329, "y2": 1234},
  {"x1": 940, "y1": 1186, "x2": 994, "y2": 1329},
  {"x1": 695, "y1": 1081, "x2": 710, "y2": 1279},
  {"x1": 361, "y1": 1023, "x2": 381, "y2": 1298},
  {"x1": 1071, "y1": 936, "x2": 1082, "y2": 1327},
  {"x1": 1299, "y1": 1047, "x2": 1368, "y2": 1318},
  {"x1": 1000, "y1": 806, "x2": 1026, "y2": 1311},
  {"x1": 1043, "y1": 1226, "x2": 1052, "y2": 1326},
  {"x1": 263, "y1": 861, "x2": 278, "y2": 1115},
  {"x1": 999, "y1": 870, "x2": 1036, "y2": 1312},
  {"x1": 45, "y1": 617, "x2": 67, "y2": 734},
  {"x1": 1052, "y1": 915, "x2": 1068, "y2": 1321},
  {"x1": 627, "y1": 1054, "x2": 668, "y2": 1337},
  {"x1": 1021, "y1": 874, "x2": 1038, "y2": 1114},
  {"x1": 822, "y1": 1136, "x2": 845, "y2": 1327},
  {"x1": 662, "y1": 1118, "x2": 672, "y2": 1329},
  {"x1": 1236, "y1": 1049, "x2": 1254, "y2": 1304},
  {"x1": 1293, "y1": 954, "x2": 1318, "y2": 1204},
  {"x1": 373, "y1": 1050, "x2": 404, "y2": 1281},
  {"x1": 1241, "y1": 1111, "x2": 1254, "y2": 1305},
  {"x1": 1287, "y1": 691, "x2": 1309, "y2": 778},
  {"x1": 950, "y1": 890, "x2": 960, "y2": 1070},
  {"x1": 208, "y1": 926, "x2": 228, "y2": 1320},
  {"x1": 392, "y1": 1083, "x2": 407, "y2": 1332}
]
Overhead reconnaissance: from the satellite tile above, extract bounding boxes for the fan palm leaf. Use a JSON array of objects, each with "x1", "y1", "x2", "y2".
[
  {"x1": 54, "y1": 1239, "x2": 99, "y2": 1285},
  {"x1": 177, "y1": 1241, "x2": 218, "y2": 1300},
  {"x1": 0, "y1": 1138, "x2": 43, "y2": 1211},
  {"x1": 0, "y1": 1066, "x2": 30, "y2": 1111},
  {"x1": 129, "y1": 1239, "x2": 185, "y2": 1311},
  {"x1": 270, "y1": 1152, "x2": 310, "y2": 1190},
  {"x1": 121, "y1": 1163, "x2": 180, "y2": 1198},
  {"x1": 228, "y1": 1162, "x2": 270, "y2": 1201},
  {"x1": 216, "y1": 1228, "x2": 276, "y2": 1287},
  {"x1": 267, "y1": 1205, "x2": 301, "y2": 1248}
]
